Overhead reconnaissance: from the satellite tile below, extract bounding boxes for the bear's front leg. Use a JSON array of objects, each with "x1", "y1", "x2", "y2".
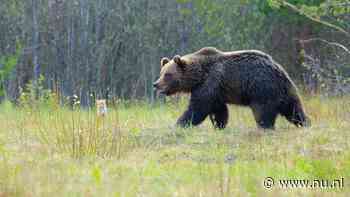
[
  {"x1": 176, "y1": 104, "x2": 210, "y2": 128},
  {"x1": 176, "y1": 89, "x2": 213, "y2": 127},
  {"x1": 176, "y1": 80, "x2": 222, "y2": 128}
]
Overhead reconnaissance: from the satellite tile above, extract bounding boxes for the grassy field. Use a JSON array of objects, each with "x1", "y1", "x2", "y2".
[{"x1": 0, "y1": 96, "x2": 349, "y2": 196}]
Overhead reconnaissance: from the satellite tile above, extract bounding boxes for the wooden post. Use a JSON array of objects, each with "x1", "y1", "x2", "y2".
[{"x1": 96, "y1": 99, "x2": 107, "y2": 117}]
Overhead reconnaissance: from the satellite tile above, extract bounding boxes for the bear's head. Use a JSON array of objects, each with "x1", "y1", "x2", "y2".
[{"x1": 153, "y1": 55, "x2": 194, "y2": 96}]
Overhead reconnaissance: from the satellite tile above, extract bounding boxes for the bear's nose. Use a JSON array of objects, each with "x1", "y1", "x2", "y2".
[{"x1": 153, "y1": 82, "x2": 159, "y2": 88}]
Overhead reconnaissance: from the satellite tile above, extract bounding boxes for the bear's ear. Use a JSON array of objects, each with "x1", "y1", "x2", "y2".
[
  {"x1": 160, "y1": 57, "x2": 170, "y2": 68},
  {"x1": 173, "y1": 55, "x2": 186, "y2": 70}
]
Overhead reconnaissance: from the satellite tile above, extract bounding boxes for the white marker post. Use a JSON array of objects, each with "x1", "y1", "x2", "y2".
[{"x1": 96, "y1": 99, "x2": 108, "y2": 117}]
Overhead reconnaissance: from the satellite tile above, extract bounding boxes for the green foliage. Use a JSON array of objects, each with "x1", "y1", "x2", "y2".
[
  {"x1": 19, "y1": 75, "x2": 59, "y2": 109},
  {"x1": 261, "y1": 0, "x2": 349, "y2": 30},
  {"x1": 0, "y1": 42, "x2": 21, "y2": 97},
  {"x1": 294, "y1": 157, "x2": 338, "y2": 179},
  {"x1": 0, "y1": 0, "x2": 349, "y2": 102},
  {"x1": 176, "y1": 0, "x2": 267, "y2": 49},
  {"x1": 259, "y1": 0, "x2": 324, "y2": 23},
  {"x1": 91, "y1": 165, "x2": 103, "y2": 185},
  {"x1": 177, "y1": 0, "x2": 226, "y2": 38},
  {"x1": 0, "y1": 0, "x2": 24, "y2": 18}
]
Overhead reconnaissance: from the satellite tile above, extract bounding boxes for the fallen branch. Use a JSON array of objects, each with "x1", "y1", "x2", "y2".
[
  {"x1": 280, "y1": 1, "x2": 350, "y2": 37},
  {"x1": 297, "y1": 38, "x2": 350, "y2": 55}
]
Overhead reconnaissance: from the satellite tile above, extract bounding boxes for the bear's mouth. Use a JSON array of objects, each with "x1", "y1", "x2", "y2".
[
  {"x1": 158, "y1": 90, "x2": 167, "y2": 95},
  {"x1": 156, "y1": 88, "x2": 174, "y2": 96},
  {"x1": 153, "y1": 87, "x2": 168, "y2": 95},
  {"x1": 154, "y1": 82, "x2": 179, "y2": 96}
]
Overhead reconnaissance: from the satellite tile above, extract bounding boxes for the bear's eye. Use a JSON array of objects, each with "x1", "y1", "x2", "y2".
[{"x1": 164, "y1": 73, "x2": 172, "y2": 80}]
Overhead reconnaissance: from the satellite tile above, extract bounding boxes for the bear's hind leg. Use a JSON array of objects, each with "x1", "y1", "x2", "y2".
[
  {"x1": 251, "y1": 104, "x2": 278, "y2": 129},
  {"x1": 209, "y1": 104, "x2": 229, "y2": 129}
]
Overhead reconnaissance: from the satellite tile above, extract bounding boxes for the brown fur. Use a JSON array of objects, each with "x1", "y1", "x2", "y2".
[{"x1": 153, "y1": 47, "x2": 311, "y2": 129}]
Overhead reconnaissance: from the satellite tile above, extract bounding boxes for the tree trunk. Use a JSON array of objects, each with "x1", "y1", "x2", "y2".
[{"x1": 32, "y1": 0, "x2": 40, "y2": 98}]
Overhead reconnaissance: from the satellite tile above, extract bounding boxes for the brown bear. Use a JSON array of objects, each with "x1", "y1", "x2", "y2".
[{"x1": 153, "y1": 47, "x2": 310, "y2": 129}]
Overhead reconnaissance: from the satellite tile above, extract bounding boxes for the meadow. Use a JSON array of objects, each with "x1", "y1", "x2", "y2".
[{"x1": 0, "y1": 95, "x2": 349, "y2": 196}]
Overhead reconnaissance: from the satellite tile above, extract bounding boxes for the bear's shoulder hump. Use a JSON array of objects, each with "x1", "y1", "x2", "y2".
[
  {"x1": 225, "y1": 50, "x2": 271, "y2": 60},
  {"x1": 196, "y1": 47, "x2": 222, "y2": 56}
]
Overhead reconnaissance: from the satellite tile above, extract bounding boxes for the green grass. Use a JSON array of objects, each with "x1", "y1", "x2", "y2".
[{"x1": 0, "y1": 96, "x2": 349, "y2": 196}]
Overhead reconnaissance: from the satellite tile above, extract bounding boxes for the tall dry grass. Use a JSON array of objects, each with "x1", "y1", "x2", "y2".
[{"x1": 0, "y1": 95, "x2": 349, "y2": 196}]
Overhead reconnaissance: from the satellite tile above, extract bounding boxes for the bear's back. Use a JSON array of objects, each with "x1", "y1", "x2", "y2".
[
  {"x1": 190, "y1": 48, "x2": 273, "y2": 65},
  {"x1": 195, "y1": 47, "x2": 223, "y2": 56}
]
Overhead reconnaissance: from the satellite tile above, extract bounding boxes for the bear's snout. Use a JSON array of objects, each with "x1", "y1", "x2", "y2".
[
  {"x1": 153, "y1": 80, "x2": 169, "y2": 95},
  {"x1": 153, "y1": 81, "x2": 159, "y2": 89}
]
